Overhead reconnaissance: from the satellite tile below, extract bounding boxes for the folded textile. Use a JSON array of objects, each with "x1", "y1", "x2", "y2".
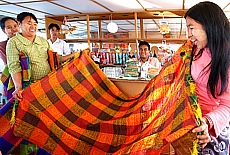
[{"x1": 12, "y1": 40, "x2": 201, "y2": 155}]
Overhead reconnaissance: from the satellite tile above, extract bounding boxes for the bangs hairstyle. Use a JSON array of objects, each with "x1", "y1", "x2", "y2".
[{"x1": 17, "y1": 12, "x2": 38, "y2": 24}]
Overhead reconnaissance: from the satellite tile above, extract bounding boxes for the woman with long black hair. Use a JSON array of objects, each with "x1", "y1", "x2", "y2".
[{"x1": 184, "y1": 1, "x2": 230, "y2": 155}]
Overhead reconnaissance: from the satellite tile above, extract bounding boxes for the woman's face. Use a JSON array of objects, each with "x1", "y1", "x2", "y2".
[
  {"x1": 186, "y1": 16, "x2": 208, "y2": 49},
  {"x1": 3, "y1": 19, "x2": 19, "y2": 38},
  {"x1": 19, "y1": 16, "x2": 38, "y2": 39}
]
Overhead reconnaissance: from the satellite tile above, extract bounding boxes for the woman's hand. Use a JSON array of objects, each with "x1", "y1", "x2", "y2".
[
  {"x1": 192, "y1": 117, "x2": 211, "y2": 148},
  {"x1": 12, "y1": 88, "x2": 22, "y2": 101}
]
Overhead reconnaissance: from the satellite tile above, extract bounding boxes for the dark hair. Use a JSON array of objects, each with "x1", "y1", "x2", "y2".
[
  {"x1": 139, "y1": 41, "x2": 150, "y2": 50},
  {"x1": 185, "y1": 1, "x2": 230, "y2": 98},
  {"x1": 48, "y1": 23, "x2": 60, "y2": 30},
  {"x1": 17, "y1": 12, "x2": 38, "y2": 24},
  {"x1": 0, "y1": 17, "x2": 17, "y2": 30}
]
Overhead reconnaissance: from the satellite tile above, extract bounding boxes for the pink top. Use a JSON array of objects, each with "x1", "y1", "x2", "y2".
[
  {"x1": 191, "y1": 48, "x2": 230, "y2": 136},
  {"x1": 0, "y1": 40, "x2": 8, "y2": 65}
]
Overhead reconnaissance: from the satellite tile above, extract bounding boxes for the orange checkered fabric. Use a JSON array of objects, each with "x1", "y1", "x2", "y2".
[{"x1": 13, "y1": 40, "x2": 201, "y2": 155}]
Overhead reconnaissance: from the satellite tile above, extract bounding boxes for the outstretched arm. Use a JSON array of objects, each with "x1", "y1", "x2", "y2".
[{"x1": 61, "y1": 52, "x2": 77, "y2": 62}]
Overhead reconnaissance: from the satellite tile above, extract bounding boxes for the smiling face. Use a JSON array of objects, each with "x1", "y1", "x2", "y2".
[
  {"x1": 186, "y1": 16, "x2": 208, "y2": 49},
  {"x1": 3, "y1": 19, "x2": 19, "y2": 38},
  {"x1": 19, "y1": 16, "x2": 38, "y2": 41},
  {"x1": 139, "y1": 44, "x2": 150, "y2": 62}
]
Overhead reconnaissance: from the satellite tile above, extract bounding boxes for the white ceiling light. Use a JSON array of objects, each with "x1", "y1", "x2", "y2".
[
  {"x1": 107, "y1": 14, "x2": 118, "y2": 33},
  {"x1": 107, "y1": 22, "x2": 118, "y2": 33}
]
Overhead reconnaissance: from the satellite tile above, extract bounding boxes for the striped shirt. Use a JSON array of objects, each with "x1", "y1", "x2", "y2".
[{"x1": 6, "y1": 33, "x2": 51, "y2": 81}]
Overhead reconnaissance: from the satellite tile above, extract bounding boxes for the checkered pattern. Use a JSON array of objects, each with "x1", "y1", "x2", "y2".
[
  {"x1": 12, "y1": 41, "x2": 201, "y2": 155},
  {"x1": 0, "y1": 50, "x2": 59, "y2": 154},
  {"x1": 0, "y1": 99, "x2": 23, "y2": 154}
]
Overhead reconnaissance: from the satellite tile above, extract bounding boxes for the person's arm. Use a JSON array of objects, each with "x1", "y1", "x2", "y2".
[
  {"x1": 60, "y1": 52, "x2": 76, "y2": 62},
  {"x1": 148, "y1": 57, "x2": 162, "y2": 75},
  {"x1": 11, "y1": 72, "x2": 23, "y2": 101},
  {"x1": 6, "y1": 38, "x2": 23, "y2": 100},
  {"x1": 192, "y1": 72, "x2": 230, "y2": 148},
  {"x1": 191, "y1": 90, "x2": 230, "y2": 149},
  {"x1": 149, "y1": 57, "x2": 161, "y2": 69},
  {"x1": 205, "y1": 90, "x2": 230, "y2": 136}
]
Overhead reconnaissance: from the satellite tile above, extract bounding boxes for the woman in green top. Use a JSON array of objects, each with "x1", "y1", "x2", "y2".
[
  {"x1": 7, "y1": 12, "x2": 76, "y2": 101},
  {"x1": 5, "y1": 11, "x2": 77, "y2": 155}
]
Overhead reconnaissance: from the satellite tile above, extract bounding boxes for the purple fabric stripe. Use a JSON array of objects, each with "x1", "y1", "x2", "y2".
[
  {"x1": 6, "y1": 88, "x2": 14, "y2": 100},
  {"x1": 21, "y1": 57, "x2": 29, "y2": 70},
  {"x1": 0, "y1": 99, "x2": 13, "y2": 116}
]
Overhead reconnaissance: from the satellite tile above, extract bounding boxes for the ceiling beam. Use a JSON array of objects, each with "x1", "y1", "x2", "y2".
[
  {"x1": 0, "y1": 9, "x2": 17, "y2": 15},
  {"x1": 152, "y1": 19, "x2": 160, "y2": 28},
  {"x1": 0, "y1": 0, "x2": 53, "y2": 15},
  {"x1": 46, "y1": 10, "x2": 185, "y2": 22},
  {"x1": 91, "y1": 0, "x2": 113, "y2": 12},
  {"x1": 223, "y1": 2, "x2": 230, "y2": 10},
  {"x1": 136, "y1": 0, "x2": 147, "y2": 11},
  {"x1": 46, "y1": 0, "x2": 82, "y2": 14},
  {"x1": 0, "y1": 0, "x2": 46, "y2": 5}
]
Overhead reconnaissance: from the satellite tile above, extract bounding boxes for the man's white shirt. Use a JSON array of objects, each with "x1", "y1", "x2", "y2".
[{"x1": 48, "y1": 38, "x2": 70, "y2": 56}]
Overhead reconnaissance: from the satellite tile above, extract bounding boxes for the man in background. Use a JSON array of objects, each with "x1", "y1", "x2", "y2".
[
  {"x1": 47, "y1": 23, "x2": 71, "y2": 56},
  {"x1": 138, "y1": 41, "x2": 161, "y2": 78},
  {"x1": 0, "y1": 17, "x2": 19, "y2": 65}
]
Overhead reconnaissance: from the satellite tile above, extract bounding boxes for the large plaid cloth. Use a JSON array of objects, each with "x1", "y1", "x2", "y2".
[
  {"x1": 11, "y1": 40, "x2": 201, "y2": 155},
  {"x1": 0, "y1": 50, "x2": 59, "y2": 154}
]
